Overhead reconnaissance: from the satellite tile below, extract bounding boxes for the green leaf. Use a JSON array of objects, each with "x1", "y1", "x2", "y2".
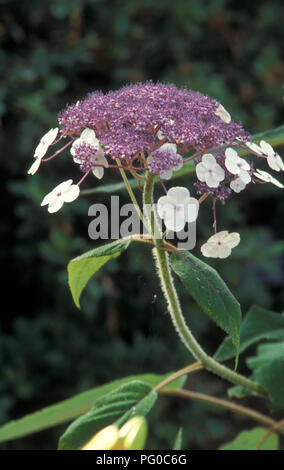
[
  {"x1": 171, "y1": 251, "x2": 241, "y2": 364},
  {"x1": 0, "y1": 372, "x2": 184, "y2": 443},
  {"x1": 253, "y1": 358, "x2": 284, "y2": 411},
  {"x1": 251, "y1": 124, "x2": 284, "y2": 149},
  {"x1": 229, "y1": 357, "x2": 284, "y2": 411},
  {"x1": 68, "y1": 239, "x2": 131, "y2": 308},
  {"x1": 219, "y1": 427, "x2": 279, "y2": 450},
  {"x1": 58, "y1": 381, "x2": 157, "y2": 450},
  {"x1": 173, "y1": 428, "x2": 183, "y2": 450},
  {"x1": 215, "y1": 305, "x2": 284, "y2": 362},
  {"x1": 247, "y1": 342, "x2": 284, "y2": 370}
]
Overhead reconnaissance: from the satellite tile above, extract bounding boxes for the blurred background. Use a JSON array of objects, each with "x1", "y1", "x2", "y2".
[{"x1": 0, "y1": 0, "x2": 284, "y2": 450}]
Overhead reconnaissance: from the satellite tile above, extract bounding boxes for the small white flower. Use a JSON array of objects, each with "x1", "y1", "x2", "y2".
[
  {"x1": 41, "y1": 179, "x2": 80, "y2": 213},
  {"x1": 147, "y1": 143, "x2": 183, "y2": 180},
  {"x1": 157, "y1": 186, "x2": 199, "y2": 232},
  {"x1": 196, "y1": 154, "x2": 225, "y2": 188},
  {"x1": 246, "y1": 140, "x2": 284, "y2": 172},
  {"x1": 28, "y1": 127, "x2": 59, "y2": 175},
  {"x1": 71, "y1": 128, "x2": 109, "y2": 179},
  {"x1": 253, "y1": 169, "x2": 284, "y2": 189},
  {"x1": 230, "y1": 177, "x2": 247, "y2": 193},
  {"x1": 34, "y1": 128, "x2": 58, "y2": 159},
  {"x1": 225, "y1": 148, "x2": 251, "y2": 184},
  {"x1": 201, "y1": 231, "x2": 240, "y2": 259},
  {"x1": 214, "y1": 104, "x2": 231, "y2": 124}
]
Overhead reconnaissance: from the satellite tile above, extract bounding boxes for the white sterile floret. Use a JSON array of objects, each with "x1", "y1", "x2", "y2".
[
  {"x1": 157, "y1": 186, "x2": 199, "y2": 232},
  {"x1": 230, "y1": 177, "x2": 247, "y2": 193},
  {"x1": 253, "y1": 170, "x2": 284, "y2": 189},
  {"x1": 225, "y1": 148, "x2": 251, "y2": 184},
  {"x1": 196, "y1": 154, "x2": 225, "y2": 188},
  {"x1": 71, "y1": 128, "x2": 109, "y2": 179},
  {"x1": 28, "y1": 127, "x2": 59, "y2": 175},
  {"x1": 34, "y1": 128, "x2": 59, "y2": 159},
  {"x1": 41, "y1": 179, "x2": 80, "y2": 213},
  {"x1": 201, "y1": 231, "x2": 240, "y2": 259},
  {"x1": 151, "y1": 143, "x2": 183, "y2": 180},
  {"x1": 214, "y1": 104, "x2": 231, "y2": 124},
  {"x1": 246, "y1": 140, "x2": 284, "y2": 172}
]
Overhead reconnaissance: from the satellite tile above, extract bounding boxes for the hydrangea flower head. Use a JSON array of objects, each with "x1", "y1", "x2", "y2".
[{"x1": 26, "y1": 81, "x2": 283, "y2": 223}]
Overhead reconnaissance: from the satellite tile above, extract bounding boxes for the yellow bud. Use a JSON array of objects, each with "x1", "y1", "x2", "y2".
[
  {"x1": 82, "y1": 425, "x2": 121, "y2": 450},
  {"x1": 118, "y1": 416, "x2": 147, "y2": 450}
]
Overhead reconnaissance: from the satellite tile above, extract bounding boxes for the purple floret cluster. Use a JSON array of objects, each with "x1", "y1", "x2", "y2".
[
  {"x1": 58, "y1": 81, "x2": 249, "y2": 162},
  {"x1": 147, "y1": 149, "x2": 183, "y2": 176}
]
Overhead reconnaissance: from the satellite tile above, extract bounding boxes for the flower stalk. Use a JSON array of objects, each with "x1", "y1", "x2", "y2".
[{"x1": 142, "y1": 171, "x2": 266, "y2": 396}]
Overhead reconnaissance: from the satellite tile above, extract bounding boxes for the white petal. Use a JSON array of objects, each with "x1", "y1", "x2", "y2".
[
  {"x1": 80, "y1": 128, "x2": 98, "y2": 145},
  {"x1": 245, "y1": 142, "x2": 262, "y2": 155},
  {"x1": 63, "y1": 184, "x2": 80, "y2": 202},
  {"x1": 225, "y1": 148, "x2": 238, "y2": 161},
  {"x1": 213, "y1": 164, "x2": 225, "y2": 181},
  {"x1": 225, "y1": 232, "x2": 240, "y2": 248},
  {"x1": 47, "y1": 196, "x2": 65, "y2": 213},
  {"x1": 184, "y1": 197, "x2": 199, "y2": 223},
  {"x1": 96, "y1": 150, "x2": 109, "y2": 168},
  {"x1": 217, "y1": 245, "x2": 232, "y2": 259},
  {"x1": 230, "y1": 177, "x2": 246, "y2": 193},
  {"x1": 34, "y1": 141, "x2": 48, "y2": 159},
  {"x1": 160, "y1": 143, "x2": 177, "y2": 154},
  {"x1": 41, "y1": 191, "x2": 57, "y2": 207},
  {"x1": 260, "y1": 140, "x2": 274, "y2": 156},
  {"x1": 160, "y1": 169, "x2": 173, "y2": 180},
  {"x1": 206, "y1": 173, "x2": 221, "y2": 188},
  {"x1": 92, "y1": 166, "x2": 104, "y2": 179},
  {"x1": 254, "y1": 170, "x2": 284, "y2": 188},
  {"x1": 239, "y1": 170, "x2": 251, "y2": 184},
  {"x1": 157, "y1": 196, "x2": 172, "y2": 218},
  {"x1": 174, "y1": 159, "x2": 183, "y2": 171},
  {"x1": 73, "y1": 155, "x2": 83, "y2": 164},
  {"x1": 167, "y1": 186, "x2": 190, "y2": 204},
  {"x1": 46, "y1": 127, "x2": 59, "y2": 145},
  {"x1": 267, "y1": 154, "x2": 284, "y2": 172},
  {"x1": 196, "y1": 162, "x2": 207, "y2": 182},
  {"x1": 207, "y1": 231, "x2": 229, "y2": 243},
  {"x1": 70, "y1": 138, "x2": 81, "y2": 157},
  {"x1": 164, "y1": 208, "x2": 186, "y2": 232},
  {"x1": 215, "y1": 104, "x2": 231, "y2": 123},
  {"x1": 28, "y1": 158, "x2": 41, "y2": 175},
  {"x1": 276, "y1": 154, "x2": 284, "y2": 171},
  {"x1": 202, "y1": 154, "x2": 217, "y2": 169},
  {"x1": 34, "y1": 128, "x2": 58, "y2": 159}
]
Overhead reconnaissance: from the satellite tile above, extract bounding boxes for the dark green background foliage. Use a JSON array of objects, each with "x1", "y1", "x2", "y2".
[{"x1": 0, "y1": 0, "x2": 284, "y2": 449}]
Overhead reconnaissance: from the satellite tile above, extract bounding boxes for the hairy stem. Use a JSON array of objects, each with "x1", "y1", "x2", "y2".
[
  {"x1": 143, "y1": 172, "x2": 266, "y2": 396},
  {"x1": 160, "y1": 388, "x2": 280, "y2": 432},
  {"x1": 116, "y1": 159, "x2": 150, "y2": 233}
]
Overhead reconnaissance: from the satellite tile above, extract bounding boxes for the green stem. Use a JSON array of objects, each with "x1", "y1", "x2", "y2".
[
  {"x1": 143, "y1": 172, "x2": 266, "y2": 396},
  {"x1": 116, "y1": 159, "x2": 150, "y2": 233}
]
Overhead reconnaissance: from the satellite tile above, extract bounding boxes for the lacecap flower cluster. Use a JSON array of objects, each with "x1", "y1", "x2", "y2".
[{"x1": 28, "y1": 82, "x2": 284, "y2": 258}]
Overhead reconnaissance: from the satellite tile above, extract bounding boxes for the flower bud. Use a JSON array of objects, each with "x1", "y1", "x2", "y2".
[
  {"x1": 118, "y1": 416, "x2": 147, "y2": 450},
  {"x1": 82, "y1": 425, "x2": 120, "y2": 450}
]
